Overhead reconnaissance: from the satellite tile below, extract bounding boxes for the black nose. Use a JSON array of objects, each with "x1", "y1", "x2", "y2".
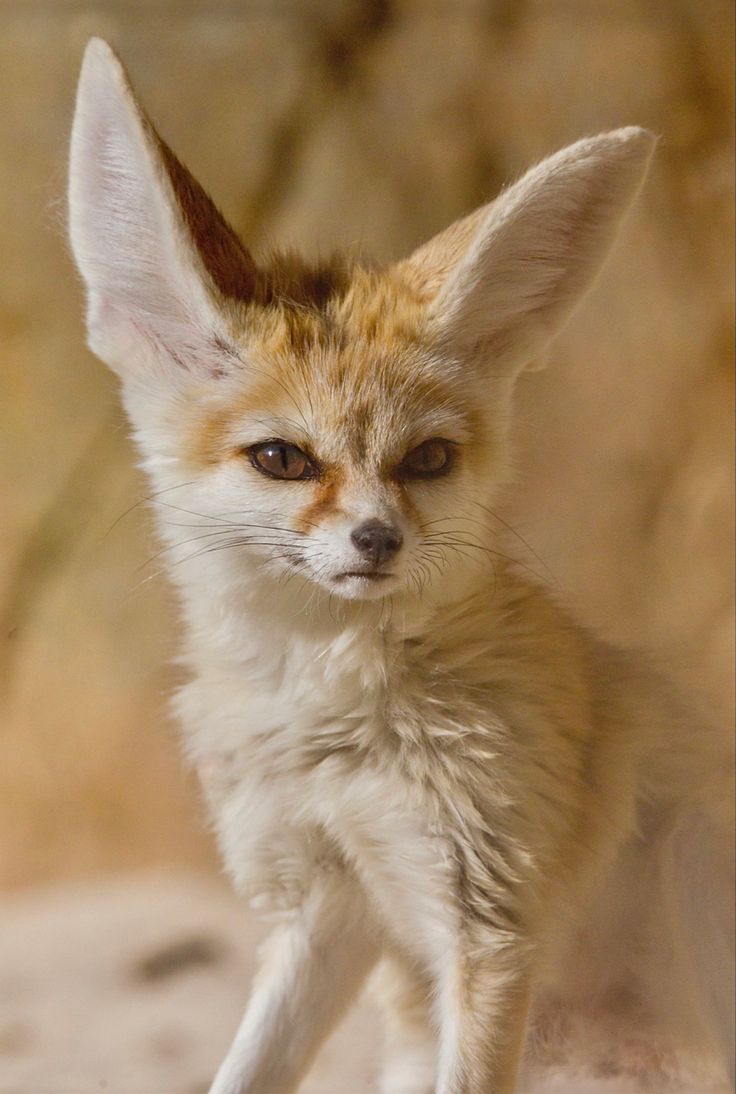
[{"x1": 350, "y1": 519, "x2": 403, "y2": 564}]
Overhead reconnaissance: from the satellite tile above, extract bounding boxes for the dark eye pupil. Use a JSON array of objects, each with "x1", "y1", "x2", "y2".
[
  {"x1": 250, "y1": 442, "x2": 313, "y2": 480},
  {"x1": 401, "y1": 439, "x2": 451, "y2": 478},
  {"x1": 417, "y1": 443, "x2": 442, "y2": 469}
]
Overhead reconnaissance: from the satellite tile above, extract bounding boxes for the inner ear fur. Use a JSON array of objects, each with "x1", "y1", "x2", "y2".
[
  {"x1": 73, "y1": 37, "x2": 257, "y2": 304},
  {"x1": 397, "y1": 128, "x2": 656, "y2": 373},
  {"x1": 68, "y1": 38, "x2": 262, "y2": 382}
]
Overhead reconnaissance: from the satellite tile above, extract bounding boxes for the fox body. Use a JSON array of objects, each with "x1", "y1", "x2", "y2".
[{"x1": 68, "y1": 40, "x2": 733, "y2": 1094}]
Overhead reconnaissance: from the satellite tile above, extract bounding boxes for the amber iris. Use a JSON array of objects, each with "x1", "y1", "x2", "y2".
[
  {"x1": 398, "y1": 438, "x2": 454, "y2": 480},
  {"x1": 249, "y1": 441, "x2": 317, "y2": 481}
]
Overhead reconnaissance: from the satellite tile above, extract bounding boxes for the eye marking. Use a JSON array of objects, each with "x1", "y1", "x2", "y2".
[
  {"x1": 397, "y1": 438, "x2": 456, "y2": 481},
  {"x1": 247, "y1": 440, "x2": 319, "y2": 481}
]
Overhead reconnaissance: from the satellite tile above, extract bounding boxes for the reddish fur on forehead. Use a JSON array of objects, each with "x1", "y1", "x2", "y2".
[
  {"x1": 182, "y1": 253, "x2": 494, "y2": 482},
  {"x1": 185, "y1": 257, "x2": 436, "y2": 464},
  {"x1": 228, "y1": 257, "x2": 430, "y2": 354}
]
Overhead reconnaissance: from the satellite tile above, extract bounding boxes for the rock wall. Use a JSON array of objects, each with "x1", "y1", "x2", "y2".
[{"x1": 1, "y1": 0, "x2": 733, "y2": 887}]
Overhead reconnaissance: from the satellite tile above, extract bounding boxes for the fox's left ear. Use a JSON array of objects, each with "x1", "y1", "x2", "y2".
[{"x1": 399, "y1": 128, "x2": 656, "y2": 375}]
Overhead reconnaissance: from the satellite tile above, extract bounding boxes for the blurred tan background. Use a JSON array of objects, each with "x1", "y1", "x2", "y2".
[{"x1": 1, "y1": 0, "x2": 733, "y2": 895}]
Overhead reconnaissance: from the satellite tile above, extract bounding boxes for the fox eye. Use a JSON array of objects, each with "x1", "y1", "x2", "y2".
[
  {"x1": 248, "y1": 441, "x2": 317, "y2": 481},
  {"x1": 398, "y1": 438, "x2": 454, "y2": 480}
]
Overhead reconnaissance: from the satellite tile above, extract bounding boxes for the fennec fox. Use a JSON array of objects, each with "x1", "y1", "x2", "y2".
[{"x1": 68, "y1": 39, "x2": 733, "y2": 1094}]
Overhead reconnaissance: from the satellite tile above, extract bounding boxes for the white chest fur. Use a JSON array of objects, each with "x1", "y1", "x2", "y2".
[{"x1": 176, "y1": 616, "x2": 465, "y2": 960}]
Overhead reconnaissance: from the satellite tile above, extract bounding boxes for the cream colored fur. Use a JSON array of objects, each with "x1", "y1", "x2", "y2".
[{"x1": 68, "y1": 39, "x2": 734, "y2": 1094}]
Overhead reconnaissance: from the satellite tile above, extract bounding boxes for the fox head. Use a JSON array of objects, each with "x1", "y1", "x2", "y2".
[{"x1": 68, "y1": 39, "x2": 654, "y2": 608}]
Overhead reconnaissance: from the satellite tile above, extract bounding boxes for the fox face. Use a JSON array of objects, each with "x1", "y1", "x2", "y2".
[
  {"x1": 151, "y1": 261, "x2": 503, "y2": 603},
  {"x1": 68, "y1": 39, "x2": 654, "y2": 609}
]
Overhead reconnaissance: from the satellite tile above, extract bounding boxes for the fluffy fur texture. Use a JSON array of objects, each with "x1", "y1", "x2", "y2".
[{"x1": 68, "y1": 39, "x2": 733, "y2": 1094}]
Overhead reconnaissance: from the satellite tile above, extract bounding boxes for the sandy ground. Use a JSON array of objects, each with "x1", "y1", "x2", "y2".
[
  {"x1": 0, "y1": 872, "x2": 378, "y2": 1094},
  {"x1": 0, "y1": 872, "x2": 729, "y2": 1094}
]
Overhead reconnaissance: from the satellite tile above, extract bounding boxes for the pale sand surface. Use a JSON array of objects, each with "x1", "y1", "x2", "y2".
[
  {"x1": 0, "y1": 873, "x2": 727, "y2": 1094},
  {"x1": 0, "y1": 872, "x2": 378, "y2": 1094}
]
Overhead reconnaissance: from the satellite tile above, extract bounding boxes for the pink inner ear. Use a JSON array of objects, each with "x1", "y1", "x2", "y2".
[
  {"x1": 139, "y1": 318, "x2": 243, "y2": 380},
  {"x1": 70, "y1": 42, "x2": 257, "y2": 387},
  {"x1": 91, "y1": 296, "x2": 240, "y2": 383}
]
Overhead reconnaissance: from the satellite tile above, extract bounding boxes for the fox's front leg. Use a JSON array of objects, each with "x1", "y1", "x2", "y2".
[
  {"x1": 331, "y1": 781, "x2": 535, "y2": 1093},
  {"x1": 209, "y1": 867, "x2": 377, "y2": 1094},
  {"x1": 371, "y1": 953, "x2": 436, "y2": 1094},
  {"x1": 375, "y1": 889, "x2": 531, "y2": 1094},
  {"x1": 365, "y1": 832, "x2": 531, "y2": 1091},
  {"x1": 435, "y1": 933, "x2": 531, "y2": 1094}
]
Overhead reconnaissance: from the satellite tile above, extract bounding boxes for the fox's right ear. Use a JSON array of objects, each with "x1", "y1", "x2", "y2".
[{"x1": 68, "y1": 38, "x2": 257, "y2": 385}]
